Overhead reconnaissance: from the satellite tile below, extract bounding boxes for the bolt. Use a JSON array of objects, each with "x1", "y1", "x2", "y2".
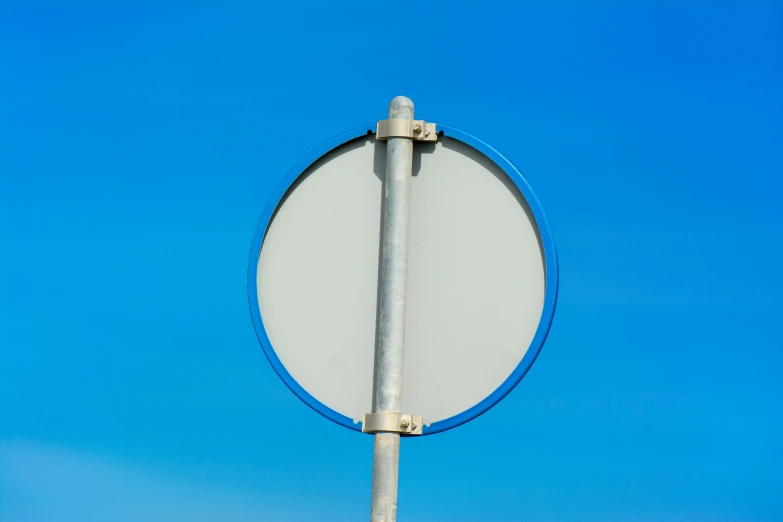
[
  {"x1": 400, "y1": 418, "x2": 410, "y2": 428},
  {"x1": 412, "y1": 124, "x2": 422, "y2": 134},
  {"x1": 411, "y1": 420, "x2": 417, "y2": 430}
]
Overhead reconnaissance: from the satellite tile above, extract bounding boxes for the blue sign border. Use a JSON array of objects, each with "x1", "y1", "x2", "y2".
[{"x1": 247, "y1": 122, "x2": 559, "y2": 436}]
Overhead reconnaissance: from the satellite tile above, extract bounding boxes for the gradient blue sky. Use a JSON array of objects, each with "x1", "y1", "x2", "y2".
[{"x1": 1, "y1": 2, "x2": 782, "y2": 521}]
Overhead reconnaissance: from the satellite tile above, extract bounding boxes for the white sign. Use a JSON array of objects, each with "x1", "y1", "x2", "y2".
[{"x1": 248, "y1": 124, "x2": 558, "y2": 435}]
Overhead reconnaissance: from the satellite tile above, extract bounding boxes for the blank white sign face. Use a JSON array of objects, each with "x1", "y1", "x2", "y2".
[{"x1": 255, "y1": 135, "x2": 546, "y2": 428}]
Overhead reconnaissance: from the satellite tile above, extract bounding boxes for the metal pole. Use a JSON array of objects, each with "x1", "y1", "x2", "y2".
[{"x1": 370, "y1": 96, "x2": 415, "y2": 522}]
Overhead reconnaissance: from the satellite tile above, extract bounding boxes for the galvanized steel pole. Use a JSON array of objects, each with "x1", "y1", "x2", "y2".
[{"x1": 370, "y1": 96, "x2": 415, "y2": 522}]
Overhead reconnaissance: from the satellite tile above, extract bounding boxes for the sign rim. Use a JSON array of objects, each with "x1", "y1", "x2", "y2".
[{"x1": 247, "y1": 123, "x2": 559, "y2": 436}]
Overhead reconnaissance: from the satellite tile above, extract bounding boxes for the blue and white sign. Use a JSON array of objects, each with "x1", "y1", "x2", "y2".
[{"x1": 248, "y1": 123, "x2": 558, "y2": 435}]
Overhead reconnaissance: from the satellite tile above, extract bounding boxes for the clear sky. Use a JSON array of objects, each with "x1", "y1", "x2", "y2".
[{"x1": 1, "y1": 2, "x2": 782, "y2": 521}]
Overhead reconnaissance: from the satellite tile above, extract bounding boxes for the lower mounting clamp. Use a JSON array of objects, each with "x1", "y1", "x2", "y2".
[{"x1": 362, "y1": 412, "x2": 423, "y2": 435}]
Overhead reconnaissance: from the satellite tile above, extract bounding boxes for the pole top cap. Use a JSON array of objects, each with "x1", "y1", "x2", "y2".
[{"x1": 388, "y1": 96, "x2": 414, "y2": 119}]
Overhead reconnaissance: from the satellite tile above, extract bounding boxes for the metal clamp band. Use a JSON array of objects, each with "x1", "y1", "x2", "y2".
[
  {"x1": 376, "y1": 119, "x2": 437, "y2": 142},
  {"x1": 362, "y1": 413, "x2": 423, "y2": 435}
]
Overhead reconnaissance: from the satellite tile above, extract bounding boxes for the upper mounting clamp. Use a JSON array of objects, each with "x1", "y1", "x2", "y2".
[{"x1": 376, "y1": 119, "x2": 438, "y2": 142}]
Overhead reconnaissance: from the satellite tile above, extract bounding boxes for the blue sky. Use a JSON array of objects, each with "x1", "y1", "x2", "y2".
[{"x1": 1, "y1": 1, "x2": 782, "y2": 521}]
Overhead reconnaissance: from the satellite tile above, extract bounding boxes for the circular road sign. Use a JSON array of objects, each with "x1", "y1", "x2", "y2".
[{"x1": 248, "y1": 123, "x2": 558, "y2": 435}]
